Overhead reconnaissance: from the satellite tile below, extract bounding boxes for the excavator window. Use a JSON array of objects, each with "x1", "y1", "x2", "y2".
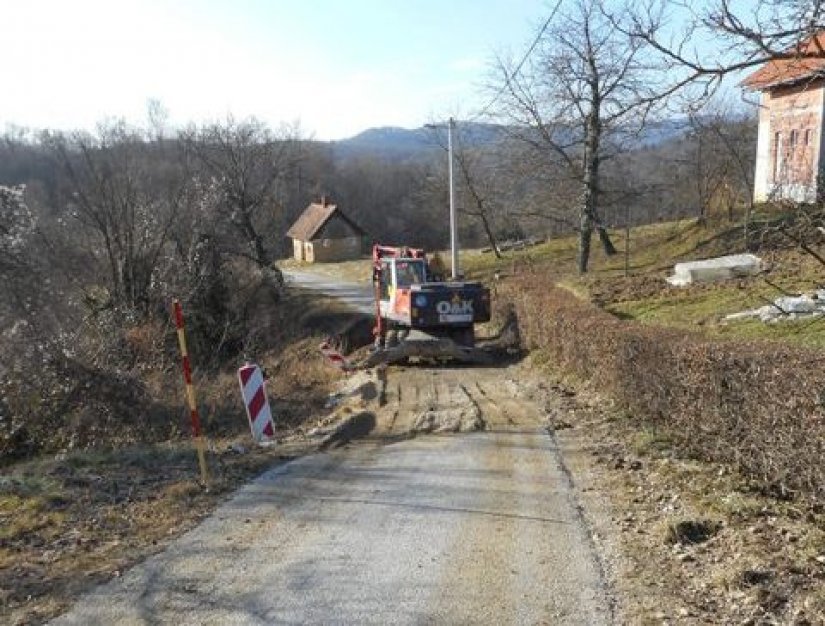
[{"x1": 395, "y1": 260, "x2": 426, "y2": 287}]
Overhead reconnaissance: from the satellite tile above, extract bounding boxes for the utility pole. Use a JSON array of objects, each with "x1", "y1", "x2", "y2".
[
  {"x1": 425, "y1": 118, "x2": 460, "y2": 279},
  {"x1": 447, "y1": 117, "x2": 459, "y2": 279}
]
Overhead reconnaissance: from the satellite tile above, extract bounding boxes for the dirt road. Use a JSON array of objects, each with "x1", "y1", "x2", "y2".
[{"x1": 52, "y1": 271, "x2": 613, "y2": 624}]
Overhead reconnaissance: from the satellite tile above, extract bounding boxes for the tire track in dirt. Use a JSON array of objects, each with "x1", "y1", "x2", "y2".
[{"x1": 373, "y1": 367, "x2": 545, "y2": 437}]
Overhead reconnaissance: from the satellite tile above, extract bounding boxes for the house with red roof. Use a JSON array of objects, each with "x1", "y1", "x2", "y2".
[
  {"x1": 742, "y1": 32, "x2": 825, "y2": 202},
  {"x1": 286, "y1": 197, "x2": 367, "y2": 262}
]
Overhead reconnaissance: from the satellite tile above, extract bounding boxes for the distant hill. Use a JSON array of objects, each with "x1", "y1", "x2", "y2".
[
  {"x1": 330, "y1": 123, "x2": 508, "y2": 162},
  {"x1": 330, "y1": 118, "x2": 691, "y2": 162},
  {"x1": 635, "y1": 118, "x2": 691, "y2": 146}
]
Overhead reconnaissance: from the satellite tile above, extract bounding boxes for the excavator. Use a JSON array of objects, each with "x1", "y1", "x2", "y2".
[{"x1": 345, "y1": 244, "x2": 493, "y2": 368}]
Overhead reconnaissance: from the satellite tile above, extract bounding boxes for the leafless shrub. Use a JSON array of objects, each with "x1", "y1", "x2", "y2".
[{"x1": 504, "y1": 276, "x2": 825, "y2": 501}]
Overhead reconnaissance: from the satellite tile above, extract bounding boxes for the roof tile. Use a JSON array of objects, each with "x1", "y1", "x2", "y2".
[
  {"x1": 286, "y1": 201, "x2": 365, "y2": 241},
  {"x1": 741, "y1": 32, "x2": 825, "y2": 90}
]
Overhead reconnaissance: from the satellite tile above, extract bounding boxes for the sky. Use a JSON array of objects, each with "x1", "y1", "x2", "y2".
[{"x1": 0, "y1": 0, "x2": 548, "y2": 140}]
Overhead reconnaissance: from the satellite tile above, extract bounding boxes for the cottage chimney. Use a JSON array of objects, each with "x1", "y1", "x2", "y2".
[{"x1": 320, "y1": 195, "x2": 326, "y2": 206}]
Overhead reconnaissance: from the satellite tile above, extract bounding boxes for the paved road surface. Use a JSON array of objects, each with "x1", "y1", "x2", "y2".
[
  {"x1": 282, "y1": 269, "x2": 374, "y2": 314},
  {"x1": 52, "y1": 268, "x2": 612, "y2": 625},
  {"x1": 53, "y1": 434, "x2": 610, "y2": 625}
]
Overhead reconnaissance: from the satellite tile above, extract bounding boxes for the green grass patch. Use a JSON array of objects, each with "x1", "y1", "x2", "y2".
[
  {"x1": 607, "y1": 287, "x2": 757, "y2": 325},
  {"x1": 461, "y1": 218, "x2": 741, "y2": 282},
  {"x1": 607, "y1": 279, "x2": 825, "y2": 348}
]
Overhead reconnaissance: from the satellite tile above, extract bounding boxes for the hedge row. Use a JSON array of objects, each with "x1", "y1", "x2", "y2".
[{"x1": 504, "y1": 276, "x2": 825, "y2": 501}]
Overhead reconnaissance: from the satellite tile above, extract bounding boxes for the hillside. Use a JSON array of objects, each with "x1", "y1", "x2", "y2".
[
  {"x1": 462, "y1": 212, "x2": 825, "y2": 347},
  {"x1": 328, "y1": 117, "x2": 693, "y2": 162},
  {"x1": 329, "y1": 122, "x2": 508, "y2": 161}
]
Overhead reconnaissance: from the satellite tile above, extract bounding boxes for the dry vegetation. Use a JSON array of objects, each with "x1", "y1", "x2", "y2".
[
  {"x1": 0, "y1": 286, "x2": 359, "y2": 625},
  {"x1": 500, "y1": 268, "x2": 825, "y2": 500},
  {"x1": 540, "y1": 369, "x2": 825, "y2": 624},
  {"x1": 462, "y1": 209, "x2": 825, "y2": 622}
]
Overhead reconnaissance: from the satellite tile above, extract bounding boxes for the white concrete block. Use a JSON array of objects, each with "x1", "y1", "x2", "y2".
[{"x1": 666, "y1": 254, "x2": 763, "y2": 286}]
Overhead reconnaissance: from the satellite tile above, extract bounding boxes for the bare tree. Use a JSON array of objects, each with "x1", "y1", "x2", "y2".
[
  {"x1": 625, "y1": 1, "x2": 825, "y2": 98},
  {"x1": 491, "y1": 0, "x2": 659, "y2": 273},
  {"x1": 182, "y1": 117, "x2": 301, "y2": 267},
  {"x1": 683, "y1": 100, "x2": 757, "y2": 229},
  {"x1": 0, "y1": 184, "x2": 41, "y2": 327},
  {"x1": 44, "y1": 122, "x2": 178, "y2": 311},
  {"x1": 0, "y1": 185, "x2": 33, "y2": 274},
  {"x1": 622, "y1": 2, "x2": 816, "y2": 249}
]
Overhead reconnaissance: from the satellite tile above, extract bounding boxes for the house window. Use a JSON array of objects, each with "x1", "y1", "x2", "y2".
[
  {"x1": 790, "y1": 129, "x2": 798, "y2": 148},
  {"x1": 805, "y1": 129, "x2": 813, "y2": 146},
  {"x1": 773, "y1": 132, "x2": 783, "y2": 181}
]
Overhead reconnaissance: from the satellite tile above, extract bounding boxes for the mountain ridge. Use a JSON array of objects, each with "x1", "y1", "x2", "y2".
[{"x1": 330, "y1": 118, "x2": 695, "y2": 161}]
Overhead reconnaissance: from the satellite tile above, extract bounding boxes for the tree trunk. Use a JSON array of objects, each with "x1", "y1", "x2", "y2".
[
  {"x1": 251, "y1": 232, "x2": 269, "y2": 266},
  {"x1": 579, "y1": 106, "x2": 601, "y2": 273},
  {"x1": 476, "y1": 204, "x2": 502, "y2": 259},
  {"x1": 238, "y1": 208, "x2": 269, "y2": 266},
  {"x1": 578, "y1": 209, "x2": 593, "y2": 273},
  {"x1": 597, "y1": 225, "x2": 617, "y2": 255}
]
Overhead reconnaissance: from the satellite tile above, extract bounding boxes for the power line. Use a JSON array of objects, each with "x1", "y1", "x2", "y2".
[{"x1": 468, "y1": 0, "x2": 565, "y2": 123}]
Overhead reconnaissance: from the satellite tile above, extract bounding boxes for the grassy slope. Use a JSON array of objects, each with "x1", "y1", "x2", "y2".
[{"x1": 461, "y1": 216, "x2": 825, "y2": 348}]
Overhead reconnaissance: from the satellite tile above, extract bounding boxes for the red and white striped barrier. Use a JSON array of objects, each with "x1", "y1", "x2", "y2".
[
  {"x1": 319, "y1": 340, "x2": 351, "y2": 371},
  {"x1": 238, "y1": 363, "x2": 275, "y2": 443}
]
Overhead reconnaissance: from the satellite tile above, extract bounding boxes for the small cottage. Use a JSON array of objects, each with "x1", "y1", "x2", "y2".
[
  {"x1": 286, "y1": 197, "x2": 367, "y2": 263},
  {"x1": 742, "y1": 32, "x2": 825, "y2": 203}
]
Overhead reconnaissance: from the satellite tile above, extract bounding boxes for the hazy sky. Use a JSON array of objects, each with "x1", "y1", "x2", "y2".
[{"x1": 1, "y1": 0, "x2": 547, "y2": 140}]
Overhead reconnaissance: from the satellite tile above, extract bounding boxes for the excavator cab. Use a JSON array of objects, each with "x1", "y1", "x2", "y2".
[{"x1": 375, "y1": 258, "x2": 426, "y2": 300}]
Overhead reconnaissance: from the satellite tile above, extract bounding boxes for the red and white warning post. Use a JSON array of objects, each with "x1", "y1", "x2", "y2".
[{"x1": 238, "y1": 363, "x2": 276, "y2": 444}]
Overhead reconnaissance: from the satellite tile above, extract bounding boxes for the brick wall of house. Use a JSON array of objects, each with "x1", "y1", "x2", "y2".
[{"x1": 759, "y1": 80, "x2": 824, "y2": 201}]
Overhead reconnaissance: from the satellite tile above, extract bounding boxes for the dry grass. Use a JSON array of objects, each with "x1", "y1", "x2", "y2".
[
  {"x1": 0, "y1": 439, "x2": 319, "y2": 624},
  {"x1": 543, "y1": 367, "x2": 825, "y2": 624}
]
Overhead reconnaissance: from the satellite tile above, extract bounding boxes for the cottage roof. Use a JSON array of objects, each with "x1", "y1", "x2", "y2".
[
  {"x1": 741, "y1": 32, "x2": 825, "y2": 90},
  {"x1": 286, "y1": 201, "x2": 365, "y2": 241}
]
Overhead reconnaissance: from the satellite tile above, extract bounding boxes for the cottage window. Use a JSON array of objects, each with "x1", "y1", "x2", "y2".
[
  {"x1": 790, "y1": 129, "x2": 798, "y2": 148},
  {"x1": 805, "y1": 129, "x2": 813, "y2": 146},
  {"x1": 773, "y1": 132, "x2": 783, "y2": 181}
]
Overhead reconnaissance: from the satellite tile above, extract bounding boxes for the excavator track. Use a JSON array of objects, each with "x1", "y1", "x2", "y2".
[{"x1": 353, "y1": 336, "x2": 494, "y2": 369}]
